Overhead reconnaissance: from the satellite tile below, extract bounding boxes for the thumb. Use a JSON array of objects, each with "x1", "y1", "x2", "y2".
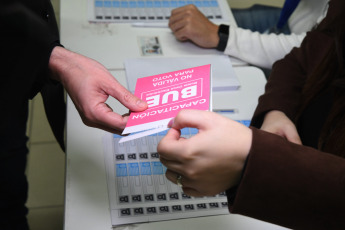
[
  {"x1": 157, "y1": 127, "x2": 184, "y2": 158},
  {"x1": 169, "y1": 109, "x2": 211, "y2": 131},
  {"x1": 107, "y1": 80, "x2": 148, "y2": 112}
]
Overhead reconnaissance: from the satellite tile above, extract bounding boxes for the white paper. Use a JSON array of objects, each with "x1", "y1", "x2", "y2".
[
  {"x1": 124, "y1": 55, "x2": 240, "y2": 93},
  {"x1": 121, "y1": 65, "x2": 212, "y2": 143},
  {"x1": 103, "y1": 132, "x2": 229, "y2": 227},
  {"x1": 119, "y1": 127, "x2": 169, "y2": 143}
]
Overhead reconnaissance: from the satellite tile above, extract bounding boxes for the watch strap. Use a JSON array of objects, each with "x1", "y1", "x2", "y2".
[{"x1": 216, "y1": 24, "x2": 230, "y2": 51}]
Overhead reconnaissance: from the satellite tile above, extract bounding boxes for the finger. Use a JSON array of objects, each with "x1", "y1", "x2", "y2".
[
  {"x1": 285, "y1": 128, "x2": 303, "y2": 145},
  {"x1": 165, "y1": 170, "x2": 204, "y2": 197},
  {"x1": 169, "y1": 15, "x2": 189, "y2": 34},
  {"x1": 162, "y1": 125, "x2": 181, "y2": 141},
  {"x1": 168, "y1": 13, "x2": 182, "y2": 29},
  {"x1": 173, "y1": 28, "x2": 191, "y2": 42},
  {"x1": 170, "y1": 109, "x2": 211, "y2": 131},
  {"x1": 159, "y1": 155, "x2": 182, "y2": 169},
  {"x1": 84, "y1": 102, "x2": 129, "y2": 131},
  {"x1": 170, "y1": 4, "x2": 194, "y2": 18},
  {"x1": 169, "y1": 8, "x2": 188, "y2": 28},
  {"x1": 165, "y1": 169, "x2": 181, "y2": 185},
  {"x1": 103, "y1": 77, "x2": 148, "y2": 112},
  {"x1": 80, "y1": 112, "x2": 124, "y2": 134},
  {"x1": 157, "y1": 128, "x2": 187, "y2": 159},
  {"x1": 169, "y1": 5, "x2": 196, "y2": 31},
  {"x1": 165, "y1": 169, "x2": 189, "y2": 187},
  {"x1": 288, "y1": 136, "x2": 302, "y2": 145}
]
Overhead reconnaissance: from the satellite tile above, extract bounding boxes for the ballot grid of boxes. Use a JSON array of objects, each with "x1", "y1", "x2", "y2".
[
  {"x1": 92, "y1": 0, "x2": 224, "y2": 22},
  {"x1": 112, "y1": 127, "x2": 229, "y2": 218},
  {"x1": 118, "y1": 201, "x2": 230, "y2": 217},
  {"x1": 109, "y1": 122, "x2": 251, "y2": 219}
]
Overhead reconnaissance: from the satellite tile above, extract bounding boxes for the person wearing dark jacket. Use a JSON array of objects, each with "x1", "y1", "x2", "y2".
[
  {"x1": 0, "y1": 1, "x2": 147, "y2": 229},
  {"x1": 157, "y1": 0, "x2": 345, "y2": 229}
]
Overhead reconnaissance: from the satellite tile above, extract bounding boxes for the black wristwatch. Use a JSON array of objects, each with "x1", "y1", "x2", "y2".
[{"x1": 216, "y1": 24, "x2": 229, "y2": 51}]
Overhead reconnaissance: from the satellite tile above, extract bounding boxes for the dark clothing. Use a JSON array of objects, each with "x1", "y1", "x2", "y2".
[
  {"x1": 0, "y1": 1, "x2": 66, "y2": 229},
  {"x1": 227, "y1": 0, "x2": 345, "y2": 229},
  {"x1": 297, "y1": 90, "x2": 334, "y2": 149}
]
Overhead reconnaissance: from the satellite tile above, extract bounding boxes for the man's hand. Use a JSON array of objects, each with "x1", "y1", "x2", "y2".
[
  {"x1": 49, "y1": 46, "x2": 148, "y2": 134},
  {"x1": 169, "y1": 4, "x2": 220, "y2": 48}
]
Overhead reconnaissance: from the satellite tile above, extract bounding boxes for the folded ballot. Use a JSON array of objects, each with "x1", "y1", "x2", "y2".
[{"x1": 119, "y1": 64, "x2": 212, "y2": 143}]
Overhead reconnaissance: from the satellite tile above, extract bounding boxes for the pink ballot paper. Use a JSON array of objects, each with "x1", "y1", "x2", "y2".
[{"x1": 120, "y1": 64, "x2": 212, "y2": 143}]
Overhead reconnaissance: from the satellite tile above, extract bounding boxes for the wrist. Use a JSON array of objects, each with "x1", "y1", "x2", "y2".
[
  {"x1": 216, "y1": 24, "x2": 229, "y2": 51},
  {"x1": 209, "y1": 24, "x2": 220, "y2": 48},
  {"x1": 49, "y1": 46, "x2": 84, "y2": 87},
  {"x1": 49, "y1": 46, "x2": 70, "y2": 83}
]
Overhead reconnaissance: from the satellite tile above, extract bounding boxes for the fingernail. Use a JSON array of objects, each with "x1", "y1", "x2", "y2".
[
  {"x1": 136, "y1": 99, "x2": 146, "y2": 108},
  {"x1": 168, "y1": 118, "x2": 174, "y2": 128}
]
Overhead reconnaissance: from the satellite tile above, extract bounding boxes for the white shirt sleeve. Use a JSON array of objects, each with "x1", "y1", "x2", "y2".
[
  {"x1": 224, "y1": 26, "x2": 305, "y2": 69},
  {"x1": 224, "y1": 0, "x2": 329, "y2": 69}
]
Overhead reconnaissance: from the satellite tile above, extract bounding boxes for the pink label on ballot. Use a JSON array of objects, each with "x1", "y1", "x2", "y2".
[{"x1": 125, "y1": 64, "x2": 211, "y2": 131}]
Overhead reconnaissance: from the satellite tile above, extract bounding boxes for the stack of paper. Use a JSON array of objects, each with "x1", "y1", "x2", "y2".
[
  {"x1": 124, "y1": 55, "x2": 240, "y2": 93},
  {"x1": 120, "y1": 64, "x2": 212, "y2": 142}
]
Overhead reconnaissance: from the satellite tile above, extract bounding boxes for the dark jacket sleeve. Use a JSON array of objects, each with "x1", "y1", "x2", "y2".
[
  {"x1": 250, "y1": 30, "x2": 334, "y2": 128},
  {"x1": 0, "y1": 1, "x2": 66, "y2": 150},
  {"x1": 227, "y1": 0, "x2": 345, "y2": 229},
  {"x1": 250, "y1": 0, "x2": 341, "y2": 128},
  {"x1": 229, "y1": 128, "x2": 345, "y2": 230}
]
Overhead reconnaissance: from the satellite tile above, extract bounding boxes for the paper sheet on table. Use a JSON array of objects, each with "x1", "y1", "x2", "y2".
[
  {"x1": 125, "y1": 55, "x2": 240, "y2": 93},
  {"x1": 120, "y1": 64, "x2": 212, "y2": 143}
]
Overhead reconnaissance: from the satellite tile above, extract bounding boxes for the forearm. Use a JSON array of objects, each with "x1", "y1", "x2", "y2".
[
  {"x1": 229, "y1": 127, "x2": 345, "y2": 229},
  {"x1": 224, "y1": 27, "x2": 305, "y2": 69}
]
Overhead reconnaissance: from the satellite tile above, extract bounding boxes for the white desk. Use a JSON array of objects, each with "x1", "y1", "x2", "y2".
[
  {"x1": 64, "y1": 68, "x2": 288, "y2": 230},
  {"x1": 61, "y1": 1, "x2": 287, "y2": 229},
  {"x1": 60, "y1": 0, "x2": 240, "y2": 70}
]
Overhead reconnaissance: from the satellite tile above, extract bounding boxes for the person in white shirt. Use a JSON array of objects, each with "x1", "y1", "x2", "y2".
[{"x1": 168, "y1": 0, "x2": 329, "y2": 69}]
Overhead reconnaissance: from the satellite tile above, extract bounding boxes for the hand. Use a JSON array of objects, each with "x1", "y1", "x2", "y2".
[
  {"x1": 261, "y1": 110, "x2": 302, "y2": 145},
  {"x1": 157, "y1": 110, "x2": 252, "y2": 197},
  {"x1": 49, "y1": 46, "x2": 148, "y2": 134},
  {"x1": 169, "y1": 4, "x2": 219, "y2": 48}
]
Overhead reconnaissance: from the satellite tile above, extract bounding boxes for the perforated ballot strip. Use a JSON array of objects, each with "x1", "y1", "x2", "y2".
[
  {"x1": 103, "y1": 120, "x2": 250, "y2": 226},
  {"x1": 89, "y1": 0, "x2": 227, "y2": 23}
]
